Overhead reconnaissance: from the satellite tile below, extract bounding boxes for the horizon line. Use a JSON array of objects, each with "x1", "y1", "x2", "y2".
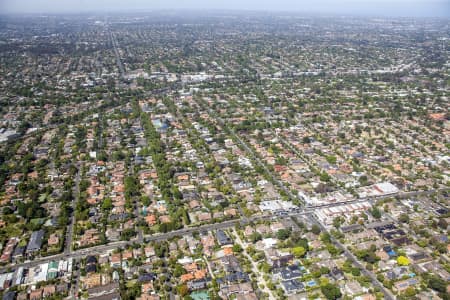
[{"x1": 0, "y1": 8, "x2": 449, "y2": 19}]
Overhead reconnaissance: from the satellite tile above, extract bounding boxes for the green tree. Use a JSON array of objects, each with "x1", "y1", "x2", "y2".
[
  {"x1": 351, "y1": 267, "x2": 361, "y2": 276},
  {"x1": 320, "y1": 173, "x2": 331, "y2": 182},
  {"x1": 397, "y1": 256, "x2": 410, "y2": 266},
  {"x1": 302, "y1": 136, "x2": 311, "y2": 143},
  {"x1": 276, "y1": 229, "x2": 291, "y2": 240},
  {"x1": 232, "y1": 244, "x2": 243, "y2": 253},
  {"x1": 437, "y1": 218, "x2": 448, "y2": 229},
  {"x1": 311, "y1": 224, "x2": 321, "y2": 235},
  {"x1": 402, "y1": 287, "x2": 417, "y2": 298},
  {"x1": 101, "y1": 197, "x2": 113, "y2": 211},
  {"x1": 177, "y1": 284, "x2": 189, "y2": 297},
  {"x1": 326, "y1": 155, "x2": 337, "y2": 165},
  {"x1": 249, "y1": 232, "x2": 262, "y2": 243},
  {"x1": 398, "y1": 214, "x2": 410, "y2": 223},
  {"x1": 370, "y1": 207, "x2": 382, "y2": 219},
  {"x1": 321, "y1": 283, "x2": 342, "y2": 300},
  {"x1": 427, "y1": 275, "x2": 446, "y2": 293},
  {"x1": 292, "y1": 246, "x2": 306, "y2": 258}
]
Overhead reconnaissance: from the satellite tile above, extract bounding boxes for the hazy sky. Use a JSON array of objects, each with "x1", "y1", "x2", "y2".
[{"x1": 1, "y1": 0, "x2": 449, "y2": 17}]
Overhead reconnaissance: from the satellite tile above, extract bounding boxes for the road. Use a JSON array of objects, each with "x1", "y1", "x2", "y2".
[
  {"x1": 193, "y1": 97, "x2": 300, "y2": 204},
  {"x1": 143, "y1": 218, "x2": 240, "y2": 242},
  {"x1": 274, "y1": 130, "x2": 342, "y2": 188},
  {"x1": 309, "y1": 215, "x2": 395, "y2": 300},
  {"x1": 2, "y1": 186, "x2": 445, "y2": 275},
  {"x1": 64, "y1": 162, "x2": 81, "y2": 255},
  {"x1": 232, "y1": 228, "x2": 276, "y2": 300},
  {"x1": 69, "y1": 258, "x2": 80, "y2": 299},
  {"x1": 0, "y1": 240, "x2": 128, "y2": 274},
  {"x1": 302, "y1": 188, "x2": 449, "y2": 211},
  {"x1": 190, "y1": 94, "x2": 449, "y2": 300},
  {"x1": 132, "y1": 117, "x2": 145, "y2": 244},
  {"x1": 144, "y1": 187, "x2": 419, "y2": 243},
  {"x1": 108, "y1": 26, "x2": 125, "y2": 78},
  {"x1": 0, "y1": 187, "x2": 447, "y2": 300},
  {"x1": 2, "y1": 86, "x2": 448, "y2": 299}
]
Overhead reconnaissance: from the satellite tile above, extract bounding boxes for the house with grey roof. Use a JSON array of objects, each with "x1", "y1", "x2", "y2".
[
  {"x1": 26, "y1": 230, "x2": 45, "y2": 255},
  {"x1": 216, "y1": 230, "x2": 232, "y2": 246}
]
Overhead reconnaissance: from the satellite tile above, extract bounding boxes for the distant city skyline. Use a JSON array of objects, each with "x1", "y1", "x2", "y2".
[{"x1": 1, "y1": 0, "x2": 449, "y2": 17}]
